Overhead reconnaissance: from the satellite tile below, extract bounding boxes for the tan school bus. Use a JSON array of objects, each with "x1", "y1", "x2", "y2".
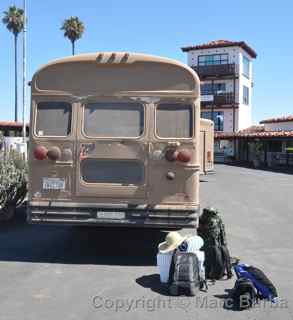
[
  {"x1": 200, "y1": 119, "x2": 214, "y2": 174},
  {"x1": 27, "y1": 52, "x2": 201, "y2": 229}
]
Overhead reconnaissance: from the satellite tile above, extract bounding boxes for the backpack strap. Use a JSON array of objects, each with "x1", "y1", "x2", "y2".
[
  {"x1": 168, "y1": 249, "x2": 177, "y2": 285},
  {"x1": 221, "y1": 245, "x2": 233, "y2": 279},
  {"x1": 218, "y1": 216, "x2": 227, "y2": 246},
  {"x1": 200, "y1": 279, "x2": 208, "y2": 292}
]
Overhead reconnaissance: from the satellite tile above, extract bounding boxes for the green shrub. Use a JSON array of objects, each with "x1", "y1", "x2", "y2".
[{"x1": 0, "y1": 150, "x2": 27, "y2": 221}]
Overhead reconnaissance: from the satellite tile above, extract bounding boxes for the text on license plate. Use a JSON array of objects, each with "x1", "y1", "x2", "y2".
[
  {"x1": 97, "y1": 211, "x2": 125, "y2": 219},
  {"x1": 43, "y1": 178, "x2": 65, "y2": 190}
]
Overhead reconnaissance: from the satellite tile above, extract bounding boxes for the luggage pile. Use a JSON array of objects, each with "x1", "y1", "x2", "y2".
[{"x1": 157, "y1": 207, "x2": 278, "y2": 310}]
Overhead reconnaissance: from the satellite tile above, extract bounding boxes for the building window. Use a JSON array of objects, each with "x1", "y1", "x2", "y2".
[
  {"x1": 268, "y1": 141, "x2": 282, "y2": 153},
  {"x1": 201, "y1": 83, "x2": 226, "y2": 95},
  {"x1": 243, "y1": 85, "x2": 249, "y2": 105},
  {"x1": 198, "y1": 54, "x2": 229, "y2": 66},
  {"x1": 201, "y1": 111, "x2": 210, "y2": 120},
  {"x1": 200, "y1": 111, "x2": 224, "y2": 131},
  {"x1": 242, "y1": 55, "x2": 250, "y2": 78},
  {"x1": 214, "y1": 112, "x2": 224, "y2": 131}
]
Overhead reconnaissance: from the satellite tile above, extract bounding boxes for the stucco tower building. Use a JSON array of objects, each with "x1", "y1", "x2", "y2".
[{"x1": 182, "y1": 40, "x2": 257, "y2": 155}]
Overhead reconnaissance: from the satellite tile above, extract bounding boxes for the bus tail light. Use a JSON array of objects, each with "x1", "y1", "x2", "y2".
[
  {"x1": 177, "y1": 149, "x2": 191, "y2": 163},
  {"x1": 165, "y1": 149, "x2": 178, "y2": 162},
  {"x1": 47, "y1": 146, "x2": 61, "y2": 161},
  {"x1": 34, "y1": 145, "x2": 48, "y2": 160}
]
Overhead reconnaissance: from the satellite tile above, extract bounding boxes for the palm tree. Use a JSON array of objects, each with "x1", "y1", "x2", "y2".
[
  {"x1": 2, "y1": 6, "x2": 24, "y2": 122},
  {"x1": 61, "y1": 16, "x2": 85, "y2": 56}
]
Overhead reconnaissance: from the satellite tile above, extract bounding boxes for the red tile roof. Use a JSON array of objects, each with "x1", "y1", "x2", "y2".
[
  {"x1": 0, "y1": 121, "x2": 29, "y2": 128},
  {"x1": 260, "y1": 115, "x2": 293, "y2": 124},
  {"x1": 181, "y1": 40, "x2": 257, "y2": 58},
  {"x1": 215, "y1": 125, "x2": 293, "y2": 139}
]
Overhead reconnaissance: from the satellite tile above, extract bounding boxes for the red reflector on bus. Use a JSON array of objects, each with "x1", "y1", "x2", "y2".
[
  {"x1": 177, "y1": 149, "x2": 191, "y2": 163},
  {"x1": 34, "y1": 145, "x2": 48, "y2": 160}
]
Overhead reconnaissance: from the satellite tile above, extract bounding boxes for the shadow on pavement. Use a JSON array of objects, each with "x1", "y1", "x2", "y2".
[
  {"x1": 0, "y1": 209, "x2": 166, "y2": 266},
  {"x1": 214, "y1": 288, "x2": 238, "y2": 311},
  {"x1": 136, "y1": 274, "x2": 170, "y2": 296}
]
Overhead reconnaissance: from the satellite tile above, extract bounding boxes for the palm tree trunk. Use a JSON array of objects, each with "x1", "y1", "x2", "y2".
[
  {"x1": 72, "y1": 41, "x2": 75, "y2": 56},
  {"x1": 14, "y1": 34, "x2": 18, "y2": 122}
]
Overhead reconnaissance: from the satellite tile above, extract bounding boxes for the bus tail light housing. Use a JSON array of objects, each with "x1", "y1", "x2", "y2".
[
  {"x1": 34, "y1": 145, "x2": 48, "y2": 160},
  {"x1": 177, "y1": 149, "x2": 191, "y2": 163},
  {"x1": 47, "y1": 146, "x2": 62, "y2": 161},
  {"x1": 165, "y1": 149, "x2": 178, "y2": 162},
  {"x1": 207, "y1": 151, "x2": 212, "y2": 162}
]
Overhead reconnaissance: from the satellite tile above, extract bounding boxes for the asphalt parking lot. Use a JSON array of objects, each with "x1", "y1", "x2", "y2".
[{"x1": 0, "y1": 164, "x2": 292, "y2": 320}]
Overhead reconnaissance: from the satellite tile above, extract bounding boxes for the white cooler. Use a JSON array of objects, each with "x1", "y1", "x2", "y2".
[
  {"x1": 157, "y1": 252, "x2": 173, "y2": 283},
  {"x1": 157, "y1": 235, "x2": 205, "y2": 283}
]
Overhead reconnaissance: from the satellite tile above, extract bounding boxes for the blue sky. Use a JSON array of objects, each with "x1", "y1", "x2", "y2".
[{"x1": 0, "y1": 0, "x2": 292, "y2": 123}]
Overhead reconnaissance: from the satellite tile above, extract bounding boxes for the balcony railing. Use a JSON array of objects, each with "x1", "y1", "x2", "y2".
[
  {"x1": 201, "y1": 92, "x2": 235, "y2": 106},
  {"x1": 192, "y1": 63, "x2": 236, "y2": 78}
]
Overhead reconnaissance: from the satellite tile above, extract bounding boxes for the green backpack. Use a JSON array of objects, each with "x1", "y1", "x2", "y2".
[{"x1": 198, "y1": 208, "x2": 232, "y2": 280}]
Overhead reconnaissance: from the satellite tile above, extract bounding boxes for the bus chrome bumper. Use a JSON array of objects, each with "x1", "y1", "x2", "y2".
[{"x1": 27, "y1": 203, "x2": 199, "y2": 229}]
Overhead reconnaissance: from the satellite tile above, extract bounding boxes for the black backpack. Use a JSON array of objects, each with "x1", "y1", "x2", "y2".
[
  {"x1": 204, "y1": 245, "x2": 225, "y2": 280},
  {"x1": 198, "y1": 208, "x2": 233, "y2": 280},
  {"x1": 168, "y1": 250, "x2": 201, "y2": 296},
  {"x1": 232, "y1": 278, "x2": 257, "y2": 310}
]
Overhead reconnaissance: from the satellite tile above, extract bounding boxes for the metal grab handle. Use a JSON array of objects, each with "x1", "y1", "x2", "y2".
[
  {"x1": 55, "y1": 161, "x2": 73, "y2": 166},
  {"x1": 167, "y1": 141, "x2": 181, "y2": 147}
]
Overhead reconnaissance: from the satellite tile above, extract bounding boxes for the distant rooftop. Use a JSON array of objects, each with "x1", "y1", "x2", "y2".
[
  {"x1": 181, "y1": 40, "x2": 257, "y2": 58},
  {"x1": 260, "y1": 115, "x2": 293, "y2": 124},
  {"x1": 215, "y1": 123, "x2": 293, "y2": 140},
  {"x1": 0, "y1": 121, "x2": 29, "y2": 128}
]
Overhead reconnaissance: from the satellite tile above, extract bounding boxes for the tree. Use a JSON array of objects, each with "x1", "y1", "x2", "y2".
[
  {"x1": 2, "y1": 6, "x2": 24, "y2": 122},
  {"x1": 61, "y1": 16, "x2": 85, "y2": 56}
]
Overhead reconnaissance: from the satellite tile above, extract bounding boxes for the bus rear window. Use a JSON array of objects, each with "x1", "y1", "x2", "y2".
[
  {"x1": 35, "y1": 102, "x2": 72, "y2": 137},
  {"x1": 84, "y1": 103, "x2": 144, "y2": 138},
  {"x1": 156, "y1": 104, "x2": 193, "y2": 138}
]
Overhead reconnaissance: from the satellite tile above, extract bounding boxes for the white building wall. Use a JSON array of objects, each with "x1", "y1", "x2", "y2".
[
  {"x1": 264, "y1": 122, "x2": 293, "y2": 131},
  {"x1": 223, "y1": 109, "x2": 234, "y2": 132},
  {"x1": 187, "y1": 45, "x2": 254, "y2": 132},
  {"x1": 238, "y1": 48, "x2": 253, "y2": 130}
]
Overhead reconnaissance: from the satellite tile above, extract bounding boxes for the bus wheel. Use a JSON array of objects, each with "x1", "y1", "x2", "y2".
[{"x1": 0, "y1": 205, "x2": 15, "y2": 222}]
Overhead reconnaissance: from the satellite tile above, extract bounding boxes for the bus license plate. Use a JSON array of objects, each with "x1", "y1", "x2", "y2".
[
  {"x1": 43, "y1": 178, "x2": 65, "y2": 190},
  {"x1": 97, "y1": 211, "x2": 125, "y2": 220}
]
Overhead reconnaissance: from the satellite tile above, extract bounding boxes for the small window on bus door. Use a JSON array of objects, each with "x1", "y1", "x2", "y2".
[
  {"x1": 156, "y1": 104, "x2": 193, "y2": 138},
  {"x1": 35, "y1": 102, "x2": 72, "y2": 137},
  {"x1": 83, "y1": 102, "x2": 144, "y2": 138}
]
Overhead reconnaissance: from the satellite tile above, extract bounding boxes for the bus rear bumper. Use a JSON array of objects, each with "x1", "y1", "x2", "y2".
[{"x1": 27, "y1": 204, "x2": 199, "y2": 229}]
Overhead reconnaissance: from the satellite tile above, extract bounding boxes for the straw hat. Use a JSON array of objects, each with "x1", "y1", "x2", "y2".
[{"x1": 158, "y1": 231, "x2": 188, "y2": 254}]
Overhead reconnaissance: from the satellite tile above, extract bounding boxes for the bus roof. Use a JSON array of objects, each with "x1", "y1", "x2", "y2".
[{"x1": 32, "y1": 52, "x2": 200, "y2": 97}]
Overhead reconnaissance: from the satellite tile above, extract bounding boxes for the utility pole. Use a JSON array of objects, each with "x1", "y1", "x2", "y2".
[{"x1": 22, "y1": 0, "x2": 27, "y2": 142}]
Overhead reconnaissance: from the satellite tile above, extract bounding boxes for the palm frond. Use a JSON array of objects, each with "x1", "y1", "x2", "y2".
[
  {"x1": 2, "y1": 5, "x2": 24, "y2": 35},
  {"x1": 61, "y1": 16, "x2": 85, "y2": 43}
]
